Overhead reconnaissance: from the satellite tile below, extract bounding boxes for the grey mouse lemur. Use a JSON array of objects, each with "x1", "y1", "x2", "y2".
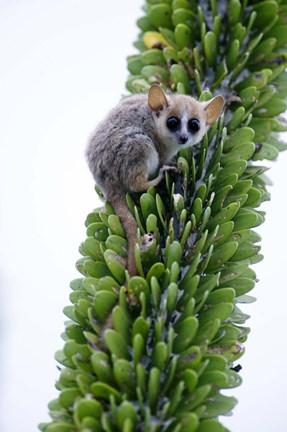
[{"x1": 86, "y1": 84, "x2": 225, "y2": 277}]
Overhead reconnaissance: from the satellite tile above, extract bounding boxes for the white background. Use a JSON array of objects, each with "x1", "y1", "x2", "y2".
[{"x1": 0, "y1": 1, "x2": 287, "y2": 431}]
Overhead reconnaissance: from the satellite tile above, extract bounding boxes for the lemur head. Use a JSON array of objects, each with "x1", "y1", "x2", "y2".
[{"x1": 148, "y1": 84, "x2": 225, "y2": 156}]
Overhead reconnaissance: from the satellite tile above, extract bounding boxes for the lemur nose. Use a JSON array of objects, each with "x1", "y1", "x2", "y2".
[{"x1": 180, "y1": 135, "x2": 188, "y2": 144}]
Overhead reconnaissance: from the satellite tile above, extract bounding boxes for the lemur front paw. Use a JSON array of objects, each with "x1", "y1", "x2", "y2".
[{"x1": 160, "y1": 165, "x2": 178, "y2": 175}]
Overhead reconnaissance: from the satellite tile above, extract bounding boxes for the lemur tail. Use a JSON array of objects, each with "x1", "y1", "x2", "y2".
[{"x1": 108, "y1": 193, "x2": 138, "y2": 277}]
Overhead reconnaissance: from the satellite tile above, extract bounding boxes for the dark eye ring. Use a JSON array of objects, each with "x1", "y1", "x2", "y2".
[
  {"x1": 188, "y1": 118, "x2": 200, "y2": 133},
  {"x1": 166, "y1": 116, "x2": 181, "y2": 131}
]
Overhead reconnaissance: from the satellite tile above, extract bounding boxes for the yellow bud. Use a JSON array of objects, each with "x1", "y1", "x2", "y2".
[{"x1": 143, "y1": 31, "x2": 171, "y2": 49}]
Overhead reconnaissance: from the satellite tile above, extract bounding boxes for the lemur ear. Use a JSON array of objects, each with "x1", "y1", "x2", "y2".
[
  {"x1": 204, "y1": 95, "x2": 225, "y2": 125},
  {"x1": 148, "y1": 84, "x2": 169, "y2": 113}
]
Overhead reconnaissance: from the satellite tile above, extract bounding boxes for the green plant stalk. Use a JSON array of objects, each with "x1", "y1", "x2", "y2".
[{"x1": 40, "y1": 1, "x2": 287, "y2": 431}]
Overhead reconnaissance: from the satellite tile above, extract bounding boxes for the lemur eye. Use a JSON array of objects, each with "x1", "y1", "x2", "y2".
[
  {"x1": 166, "y1": 116, "x2": 181, "y2": 131},
  {"x1": 188, "y1": 118, "x2": 200, "y2": 133}
]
